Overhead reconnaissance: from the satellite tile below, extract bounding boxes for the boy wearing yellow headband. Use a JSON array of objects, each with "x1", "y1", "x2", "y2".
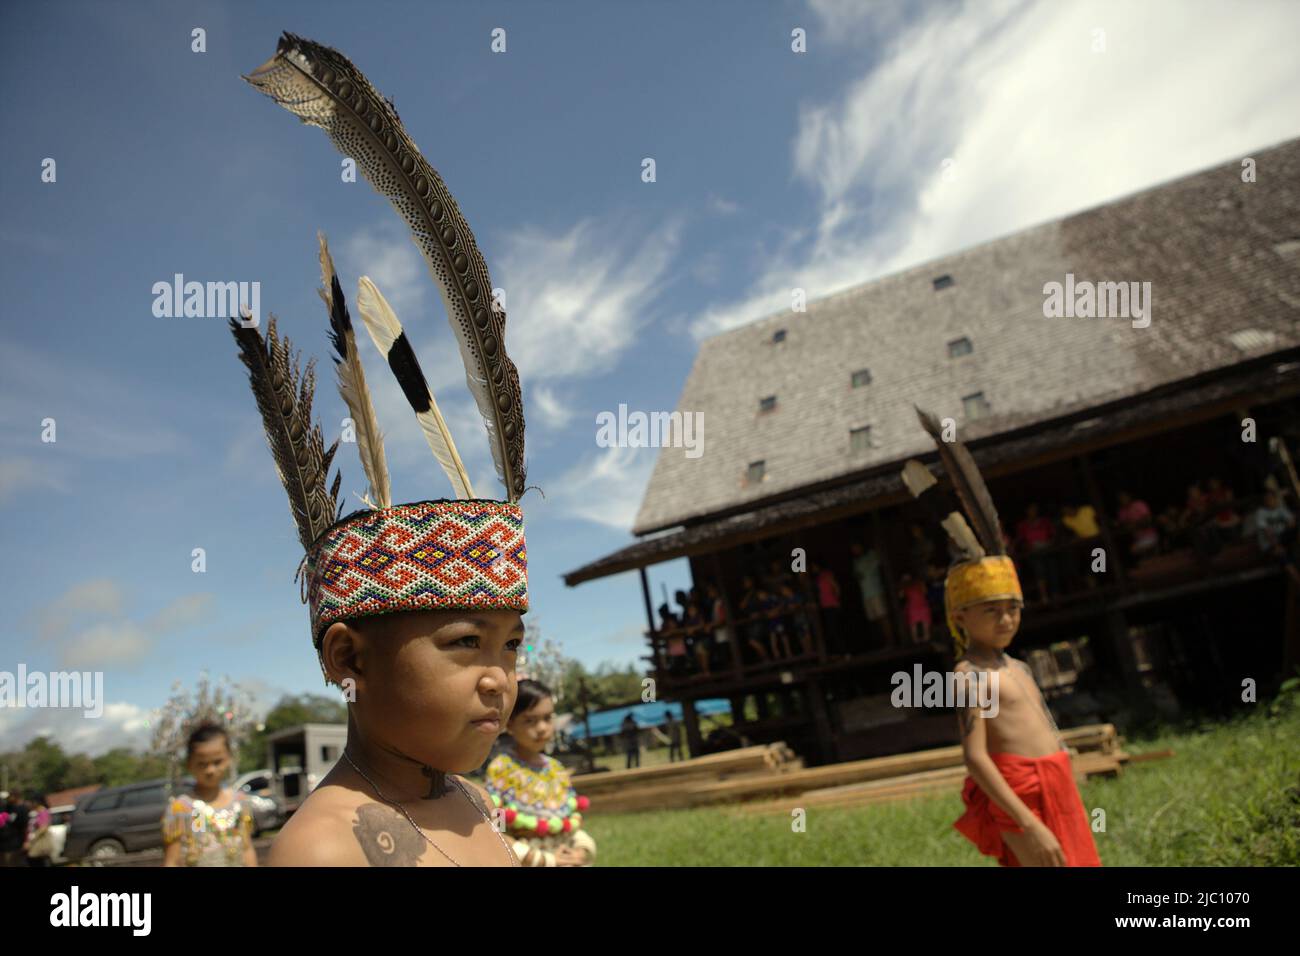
[
  {"x1": 904, "y1": 413, "x2": 1100, "y2": 867},
  {"x1": 948, "y1": 558, "x2": 1099, "y2": 866}
]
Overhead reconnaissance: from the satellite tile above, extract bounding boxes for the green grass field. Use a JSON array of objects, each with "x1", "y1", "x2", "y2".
[{"x1": 584, "y1": 691, "x2": 1300, "y2": 866}]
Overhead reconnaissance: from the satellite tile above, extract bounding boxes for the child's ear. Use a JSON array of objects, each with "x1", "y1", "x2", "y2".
[{"x1": 319, "y1": 620, "x2": 366, "y2": 688}]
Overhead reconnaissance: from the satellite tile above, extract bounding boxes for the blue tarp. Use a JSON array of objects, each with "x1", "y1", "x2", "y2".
[{"x1": 564, "y1": 699, "x2": 731, "y2": 740}]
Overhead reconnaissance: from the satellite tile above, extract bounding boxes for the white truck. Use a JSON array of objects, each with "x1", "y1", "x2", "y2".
[{"x1": 264, "y1": 723, "x2": 348, "y2": 815}]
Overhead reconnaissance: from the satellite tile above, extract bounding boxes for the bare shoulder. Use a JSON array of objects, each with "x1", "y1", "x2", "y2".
[
  {"x1": 455, "y1": 776, "x2": 495, "y2": 818},
  {"x1": 1008, "y1": 656, "x2": 1038, "y2": 679},
  {"x1": 270, "y1": 784, "x2": 423, "y2": 867},
  {"x1": 953, "y1": 657, "x2": 979, "y2": 675},
  {"x1": 269, "y1": 796, "x2": 364, "y2": 867}
]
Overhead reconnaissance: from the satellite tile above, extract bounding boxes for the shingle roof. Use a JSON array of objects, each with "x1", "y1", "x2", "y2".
[
  {"x1": 565, "y1": 352, "x2": 1300, "y2": 585},
  {"x1": 631, "y1": 138, "x2": 1300, "y2": 536}
]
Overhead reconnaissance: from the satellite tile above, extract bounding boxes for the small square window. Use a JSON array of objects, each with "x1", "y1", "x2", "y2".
[
  {"x1": 850, "y1": 426, "x2": 873, "y2": 452},
  {"x1": 747, "y1": 460, "x2": 766, "y2": 483},
  {"x1": 962, "y1": 392, "x2": 990, "y2": 419},
  {"x1": 851, "y1": 368, "x2": 872, "y2": 388},
  {"x1": 948, "y1": 337, "x2": 973, "y2": 358},
  {"x1": 933, "y1": 274, "x2": 954, "y2": 291},
  {"x1": 772, "y1": 329, "x2": 787, "y2": 343},
  {"x1": 759, "y1": 395, "x2": 777, "y2": 413}
]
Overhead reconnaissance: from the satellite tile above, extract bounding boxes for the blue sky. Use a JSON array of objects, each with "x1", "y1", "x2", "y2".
[{"x1": 2, "y1": 0, "x2": 1298, "y2": 754}]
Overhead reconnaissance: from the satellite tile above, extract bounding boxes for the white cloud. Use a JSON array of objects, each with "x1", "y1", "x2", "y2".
[
  {"x1": 329, "y1": 212, "x2": 682, "y2": 489},
  {"x1": 221, "y1": 675, "x2": 293, "y2": 722},
  {"x1": 706, "y1": 194, "x2": 740, "y2": 216},
  {"x1": 34, "y1": 578, "x2": 126, "y2": 643},
  {"x1": 0, "y1": 700, "x2": 154, "y2": 758},
  {"x1": 0, "y1": 670, "x2": 290, "y2": 757},
  {"x1": 25, "y1": 580, "x2": 214, "y2": 669},
  {"x1": 0, "y1": 456, "x2": 69, "y2": 504},
  {"x1": 548, "y1": 444, "x2": 658, "y2": 529},
  {"x1": 530, "y1": 384, "x2": 574, "y2": 430},
  {"x1": 691, "y1": 0, "x2": 1300, "y2": 337},
  {"x1": 59, "y1": 622, "x2": 152, "y2": 670},
  {"x1": 144, "y1": 593, "x2": 215, "y2": 635},
  {"x1": 497, "y1": 216, "x2": 684, "y2": 382},
  {"x1": 340, "y1": 224, "x2": 429, "y2": 321},
  {"x1": 806, "y1": 0, "x2": 939, "y2": 42}
]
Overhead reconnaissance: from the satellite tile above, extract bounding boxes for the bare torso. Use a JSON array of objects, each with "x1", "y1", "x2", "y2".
[
  {"x1": 958, "y1": 654, "x2": 1063, "y2": 758},
  {"x1": 271, "y1": 767, "x2": 515, "y2": 867}
]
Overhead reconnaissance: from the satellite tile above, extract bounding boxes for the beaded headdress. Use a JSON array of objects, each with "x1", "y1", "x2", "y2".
[{"x1": 231, "y1": 34, "x2": 529, "y2": 675}]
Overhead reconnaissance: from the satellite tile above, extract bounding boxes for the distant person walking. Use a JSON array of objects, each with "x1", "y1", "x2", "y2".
[
  {"x1": 662, "y1": 711, "x2": 684, "y2": 762},
  {"x1": 620, "y1": 713, "x2": 641, "y2": 769}
]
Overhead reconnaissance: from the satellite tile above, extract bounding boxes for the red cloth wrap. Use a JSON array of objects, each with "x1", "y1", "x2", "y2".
[{"x1": 953, "y1": 750, "x2": 1101, "y2": 867}]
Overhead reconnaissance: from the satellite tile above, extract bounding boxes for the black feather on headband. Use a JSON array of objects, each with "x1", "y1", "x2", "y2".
[
  {"x1": 230, "y1": 314, "x2": 343, "y2": 554},
  {"x1": 915, "y1": 406, "x2": 1005, "y2": 557},
  {"x1": 319, "y1": 233, "x2": 391, "y2": 509}
]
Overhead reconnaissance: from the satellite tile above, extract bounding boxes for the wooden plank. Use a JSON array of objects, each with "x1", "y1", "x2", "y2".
[
  {"x1": 572, "y1": 743, "x2": 793, "y2": 793},
  {"x1": 733, "y1": 749, "x2": 1128, "y2": 816},
  {"x1": 589, "y1": 725, "x2": 1118, "y2": 813}
]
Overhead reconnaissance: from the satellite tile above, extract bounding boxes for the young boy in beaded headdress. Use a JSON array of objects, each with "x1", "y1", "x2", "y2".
[
  {"x1": 234, "y1": 34, "x2": 535, "y2": 866},
  {"x1": 903, "y1": 411, "x2": 1100, "y2": 867}
]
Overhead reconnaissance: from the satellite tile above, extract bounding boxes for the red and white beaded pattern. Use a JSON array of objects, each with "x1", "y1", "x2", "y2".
[{"x1": 305, "y1": 500, "x2": 527, "y2": 644}]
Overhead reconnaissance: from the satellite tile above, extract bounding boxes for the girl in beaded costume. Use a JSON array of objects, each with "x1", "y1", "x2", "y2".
[
  {"x1": 161, "y1": 723, "x2": 257, "y2": 867},
  {"x1": 486, "y1": 680, "x2": 596, "y2": 867}
]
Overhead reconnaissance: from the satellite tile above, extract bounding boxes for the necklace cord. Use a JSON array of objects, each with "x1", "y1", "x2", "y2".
[{"x1": 343, "y1": 749, "x2": 517, "y2": 867}]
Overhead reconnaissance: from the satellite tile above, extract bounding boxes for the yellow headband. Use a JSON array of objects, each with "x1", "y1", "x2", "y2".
[{"x1": 945, "y1": 556, "x2": 1023, "y2": 657}]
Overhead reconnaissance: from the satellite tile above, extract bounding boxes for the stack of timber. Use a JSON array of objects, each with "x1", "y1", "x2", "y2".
[
  {"x1": 575, "y1": 724, "x2": 1152, "y2": 814},
  {"x1": 571, "y1": 743, "x2": 801, "y2": 811}
]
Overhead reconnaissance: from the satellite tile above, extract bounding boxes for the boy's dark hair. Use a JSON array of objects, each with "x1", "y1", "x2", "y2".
[
  {"x1": 186, "y1": 721, "x2": 231, "y2": 759},
  {"x1": 513, "y1": 679, "x2": 553, "y2": 718}
]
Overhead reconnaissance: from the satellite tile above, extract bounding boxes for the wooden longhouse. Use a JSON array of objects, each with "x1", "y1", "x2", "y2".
[{"x1": 564, "y1": 139, "x2": 1300, "y2": 766}]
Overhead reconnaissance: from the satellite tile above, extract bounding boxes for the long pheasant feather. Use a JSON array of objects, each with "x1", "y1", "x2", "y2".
[
  {"x1": 899, "y1": 458, "x2": 983, "y2": 561},
  {"x1": 318, "y1": 233, "x2": 391, "y2": 509},
  {"x1": 355, "y1": 275, "x2": 475, "y2": 499},
  {"x1": 916, "y1": 407, "x2": 1005, "y2": 556},
  {"x1": 244, "y1": 33, "x2": 526, "y2": 501},
  {"x1": 230, "y1": 313, "x2": 343, "y2": 552}
]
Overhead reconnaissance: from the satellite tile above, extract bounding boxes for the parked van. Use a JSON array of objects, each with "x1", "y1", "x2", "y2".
[
  {"x1": 64, "y1": 775, "x2": 283, "y2": 863},
  {"x1": 63, "y1": 778, "x2": 172, "y2": 863}
]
